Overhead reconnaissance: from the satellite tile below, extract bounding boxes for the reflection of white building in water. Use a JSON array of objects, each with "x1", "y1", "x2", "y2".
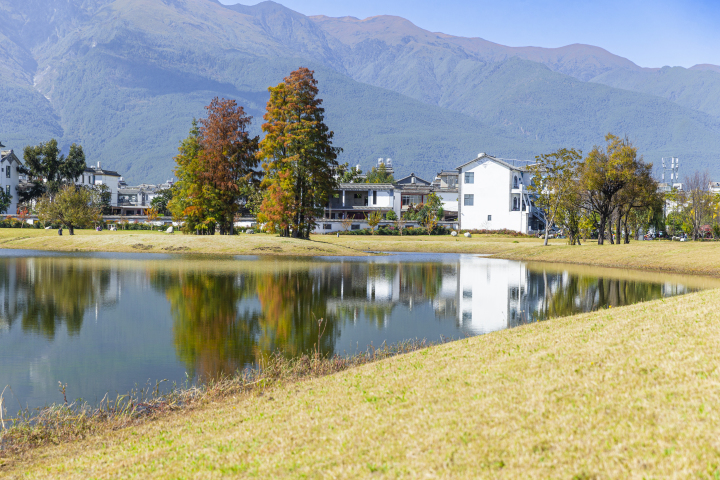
[{"x1": 455, "y1": 256, "x2": 533, "y2": 334}]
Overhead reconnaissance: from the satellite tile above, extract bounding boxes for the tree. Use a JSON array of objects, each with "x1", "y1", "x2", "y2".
[
  {"x1": 146, "y1": 207, "x2": 159, "y2": 223},
  {"x1": 578, "y1": 134, "x2": 638, "y2": 245},
  {"x1": 17, "y1": 207, "x2": 29, "y2": 227},
  {"x1": 395, "y1": 216, "x2": 406, "y2": 236},
  {"x1": 684, "y1": 170, "x2": 714, "y2": 240},
  {"x1": 528, "y1": 148, "x2": 581, "y2": 246},
  {"x1": 367, "y1": 211, "x2": 382, "y2": 234},
  {"x1": 197, "y1": 98, "x2": 260, "y2": 234},
  {"x1": 19, "y1": 139, "x2": 86, "y2": 202},
  {"x1": 150, "y1": 188, "x2": 174, "y2": 216},
  {"x1": 385, "y1": 210, "x2": 398, "y2": 221},
  {"x1": 0, "y1": 189, "x2": 12, "y2": 214},
  {"x1": 341, "y1": 215, "x2": 352, "y2": 232},
  {"x1": 93, "y1": 184, "x2": 113, "y2": 215},
  {"x1": 258, "y1": 67, "x2": 342, "y2": 239},
  {"x1": 365, "y1": 164, "x2": 394, "y2": 183},
  {"x1": 37, "y1": 185, "x2": 101, "y2": 235},
  {"x1": 169, "y1": 121, "x2": 214, "y2": 234},
  {"x1": 337, "y1": 163, "x2": 363, "y2": 183}
]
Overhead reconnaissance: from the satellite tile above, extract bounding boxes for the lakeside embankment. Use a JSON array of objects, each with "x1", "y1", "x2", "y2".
[
  {"x1": 5, "y1": 288, "x2": 720, "y2": 478},
  {"x1": 3, "y1": 229, "x2": 720, "y2": 276}
]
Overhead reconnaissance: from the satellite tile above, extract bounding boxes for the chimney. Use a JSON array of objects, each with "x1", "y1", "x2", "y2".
[{"x1": 97, "y1": 161, "x2": 101, "y2": 169}]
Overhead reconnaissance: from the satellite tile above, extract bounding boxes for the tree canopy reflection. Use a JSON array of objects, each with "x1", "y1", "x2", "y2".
[{"x1": 0, "y1": 258, "x2": 111, "y2": 338}]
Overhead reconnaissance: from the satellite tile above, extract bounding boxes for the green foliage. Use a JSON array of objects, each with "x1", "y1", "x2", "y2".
[
  {"x1": 150, "y1": 188, "x2": 174, "y2": 216},
  {"x1": 385, "y1": 210, "x2": 397, "y2": 221},
  {"x1": 0, "y1": 188, "x2": 12, "y2": 214},
  {"x1": 93, "y1": 184, "x2": 113, "y2": 215},
  {"x1": 364, "y1": 164, "x2": 395, "y2": 184},
  {"x1": 36, "y1": 185, "x2": 101, "y2": 235},
  {"x1": 19, "y1": 139, "x2": 86, "y2": 202},
  {"x1": 336, "y1": 163, "x2": 363, "y2": 183}
]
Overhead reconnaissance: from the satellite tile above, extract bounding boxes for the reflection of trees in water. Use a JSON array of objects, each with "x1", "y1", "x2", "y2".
[
  {"x1": 0, "y1": 259, "x2": 111, "y2": 338},
  {"x1": 150, "y1": 268, "x2": 341, "y2": 381},
  {"x1": 515, "y1": 270, "x2": 689, "y2": 325}
]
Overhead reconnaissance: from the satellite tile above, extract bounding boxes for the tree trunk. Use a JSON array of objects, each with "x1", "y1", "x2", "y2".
[
  {"x1": 69, "y1": 224, "x2": 74, "y2": 235},
  {"x1": 615, "y1": 212, "x2": 622, "y2": 245},
  {"x1": 598, "y1": 217, "x2": 605, "y2": 245}
]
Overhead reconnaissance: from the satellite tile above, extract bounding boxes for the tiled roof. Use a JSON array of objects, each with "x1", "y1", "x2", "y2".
[{"x1": 456, "y1": 153, "x2": 535, "y2": 172}]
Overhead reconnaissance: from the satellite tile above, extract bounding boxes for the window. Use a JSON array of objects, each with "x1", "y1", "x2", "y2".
[
  {"x1": 354, "y1": 193, "x2": 362, "y2": 199},
  {"x1": 351, "y1": 224, "x2": 360, "y2": 230},
  {"x1": 512, "y1": 197, "x2": 520, "y2": 211},
  {"x1": 373, "y1": 190, "x2": 377, "y2": 205},
  {"x1": 402, "y1": 195, "x2": 423, "y2": 206},
  {"x1": 513, "y1": 176, "x2": 518, "y2": 188},
  {"x1": 488, "y1": 215, "x2": 492, "y2": 221},
  {"x1": 6, "y1": 166, "x2": 10, "y2": 179},
  {"x1": 463, "y1": 194, "x2": 474, "y2": 206},
  {"x1": 464, "y1": 172, "x2": 474, "y2": 184},
  {"x1": 323, "y1": 224, "x2": 332, "y2": 230},
  {"x1": 5, "y1": 185, "x2": 9, "y2": 195}
]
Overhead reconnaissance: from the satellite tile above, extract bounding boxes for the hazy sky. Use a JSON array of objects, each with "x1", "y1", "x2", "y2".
[{"x1": 218, "y1": 0, "x2": 720, "y2": 68}]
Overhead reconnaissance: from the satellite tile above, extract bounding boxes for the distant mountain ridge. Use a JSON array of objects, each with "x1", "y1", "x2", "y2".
[{"x1": 0, "y1": 0, "x2": 718, "y2": 184}]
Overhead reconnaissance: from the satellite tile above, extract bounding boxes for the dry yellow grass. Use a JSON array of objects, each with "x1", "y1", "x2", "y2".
[
  {"x1": 6, "y1": 289, "x2": 720, "y2": 479},
  {"x1": 0, "y1": 228, "x2": 365, "y2": 257},
  {"x1": 323, "y1": 234, "x2": 720, "y2": 276}
]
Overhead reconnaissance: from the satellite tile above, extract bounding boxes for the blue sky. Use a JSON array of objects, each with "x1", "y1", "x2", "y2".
[{"x1": 219, "y1": 0, "x2": 720, "y2": 68}]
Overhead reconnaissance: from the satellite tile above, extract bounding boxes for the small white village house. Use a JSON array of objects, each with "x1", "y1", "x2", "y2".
[
  {"x1": 0, "y1": 150, "x2": 22, "y2": 214},
  {"x1": 457, "y1": 153, "x2": 544, "y2": 233}
]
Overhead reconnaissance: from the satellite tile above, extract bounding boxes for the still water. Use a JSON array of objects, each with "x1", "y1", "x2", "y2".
[{"x1": 0, "y1": 249, "x2": 716, "y2": 411}]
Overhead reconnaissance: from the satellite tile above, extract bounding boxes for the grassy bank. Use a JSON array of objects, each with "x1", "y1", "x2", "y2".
[
  {"x1": 0, "y1": 228, "x2": 366, "y2": 257},
  {"x1": 3, "y1": 229, "x2": 720, "y2": 277},
  {"x1": 5, "y1": 288, "x2": 720, "y2": 478}
]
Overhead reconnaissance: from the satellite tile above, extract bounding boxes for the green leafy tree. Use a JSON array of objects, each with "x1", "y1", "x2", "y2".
[
  {"x1": 0, "y1": 189, "x2": 12, "y2": 214},
  {"x1": 19, "y1": 139, "x2": 86, "y2": 202},
  {"x1": 150, "y1": 188, "x2": 174, "y2": 216},
  {"x1": 528, "y1": 148, "x2": 582, "y2": 246},
  {"x1": 337, "y1": 163, "x2": 363, "y2": 183},
  {"x1": 365, "y1": 164, "x2": 394, "y2": 183},
  {"x1": 37, "y1": 185, "x2": 101, "y2": 235},
  {"x1": 385, "y1": 210, "x2": 397, "y2": 221},
  {"x1": 578, "y1": 134, "x2": 639, "y2": 245},
  {"x1": 258, "y1": 67, "x2": 342, "y2": 239},
  {"x1": 93, "y1": 184, "x2": 113, "y2": 215}
]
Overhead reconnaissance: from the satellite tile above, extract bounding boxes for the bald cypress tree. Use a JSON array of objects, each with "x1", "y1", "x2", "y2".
[{"x1": 258, "y1": 68, "x2": 341, "y2": 239}]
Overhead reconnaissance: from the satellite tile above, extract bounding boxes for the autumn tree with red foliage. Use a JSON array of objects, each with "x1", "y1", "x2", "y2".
[
  {"x1": 169, "y1": 98, "x2": 259, "y2": 234},
  {"x1": 257, "y1": 68, "x2": 341, "y2": 238}
]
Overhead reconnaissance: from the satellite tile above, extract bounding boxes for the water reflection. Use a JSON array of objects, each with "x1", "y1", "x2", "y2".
[
  {"x1": 0, "y1": 252, "x2": 712, "y2": 409},
  {"x1": 0, "y1": 258, "x2": 116, "y2": 338}
]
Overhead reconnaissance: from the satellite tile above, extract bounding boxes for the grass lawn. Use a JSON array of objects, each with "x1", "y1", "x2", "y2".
[
  {"x1": 5, "y1": 288, "x2": 720, "y2": 478},
  {"x1": 2, "y1": 229, "x2": 720, "y2": 276}
]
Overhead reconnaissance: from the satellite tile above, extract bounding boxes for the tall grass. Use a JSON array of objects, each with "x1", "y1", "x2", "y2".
[{"x1": 0, "y1": 338, "x2": 437, "y2": 459}]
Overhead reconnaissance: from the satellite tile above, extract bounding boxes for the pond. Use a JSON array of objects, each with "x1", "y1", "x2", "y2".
[{"x1": 1, "y1": 249, "x2": 716, "y2": 411}]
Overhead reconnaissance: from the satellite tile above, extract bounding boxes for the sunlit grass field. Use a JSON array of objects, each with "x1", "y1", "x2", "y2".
[{"x1": 5, "y1": 288, "x2": 720, "y2": 478}]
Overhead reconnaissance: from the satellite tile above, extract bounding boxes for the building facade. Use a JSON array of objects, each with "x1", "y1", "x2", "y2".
[
  {"x1": 456, "y1": 153, "x2": 543, "y2": 233},
  {"x1": 0, "y1": 150, "x2": 22, "y2": 214}
]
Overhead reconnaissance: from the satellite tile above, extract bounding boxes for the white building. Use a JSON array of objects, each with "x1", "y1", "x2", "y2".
[
  {"x1": 0, "y1": 150, "x2": 22, "y2": 214},
  {"x1": 457, "y1": 153, "x2": 544, "y2": 233}
]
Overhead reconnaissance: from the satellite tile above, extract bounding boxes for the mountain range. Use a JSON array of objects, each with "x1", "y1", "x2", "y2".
[{"x1": 0, "y1": 0, "x2": 719, "y2": 183}]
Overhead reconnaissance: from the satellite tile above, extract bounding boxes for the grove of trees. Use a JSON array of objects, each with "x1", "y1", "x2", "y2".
[{"x1": 530, "y1": 134, "x2": 663, "y2": 245}]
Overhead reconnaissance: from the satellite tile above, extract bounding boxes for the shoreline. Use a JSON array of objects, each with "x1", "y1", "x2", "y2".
[
  {"x1": 2, "y1": 229, "x2": 720, "y2": 277},
  {"x1": 5, "y1": 288, "x2": 720, "y2": 478}
]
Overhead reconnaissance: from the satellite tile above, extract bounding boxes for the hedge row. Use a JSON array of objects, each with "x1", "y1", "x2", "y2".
[{"x1": 337, "y1": 226, "x2": 450, "y2": 236}]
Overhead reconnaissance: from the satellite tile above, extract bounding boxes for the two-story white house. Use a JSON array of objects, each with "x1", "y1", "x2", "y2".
[
  {"x1": 0, "y1": 150, "x2": 22, "y2": 214},
  {"x1": 457, "y1": 153, "x2": 544, "y2": 233}
]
